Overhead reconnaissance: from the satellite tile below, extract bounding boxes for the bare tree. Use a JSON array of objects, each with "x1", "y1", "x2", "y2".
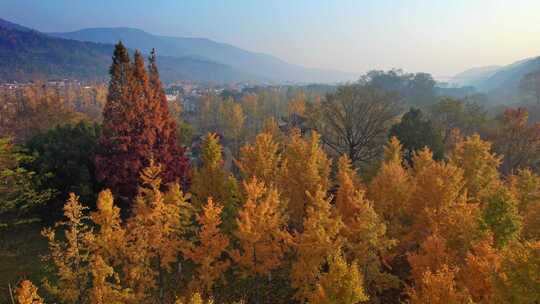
[{"x1": 309, "y1": 84, "x2": 401, "y2": 165}]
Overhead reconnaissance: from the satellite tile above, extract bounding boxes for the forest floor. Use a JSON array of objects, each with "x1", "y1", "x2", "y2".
[{"x1": 0, "y1": 223, "x2": 48, "y2": 302}]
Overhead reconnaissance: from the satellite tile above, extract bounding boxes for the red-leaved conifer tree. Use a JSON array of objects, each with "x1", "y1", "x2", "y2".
[{"x1": 95, "y1": 43, "x2": 189, "y2": 199}]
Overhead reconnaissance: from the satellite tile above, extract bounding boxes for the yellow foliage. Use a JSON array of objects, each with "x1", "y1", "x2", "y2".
[
  {"x1": 124, "y1": 160, "x2": 192, "y2": 301},
  {"x1": 191, "y1": 133, "x2": 238, "y2": 231},
  {"x1": 89, "y1": 255, "x2": 134, "y2": 304},
  {"x1": 236, "y1": 132, "x2": 281, "y2": 186},
  {"x1": 41, "y1": 193, "x2": 92, "y2": 304},
  {"x1": 369, "y1": 137, "x2": 413, "y2": 245},
  {"x1": 449, "y1": 134, "x2": 501, "y2": 202},
  {"x1": 291, "y1": 188, "x2": 343, "y2": 302},
  {"x1": 232, "y1": 178, "x2": 292, "y2": 278},
  {"x1": 309, "y1": 251, "x2": 368, "y2": 304},
  {"x1": 279, "y1": 130, "x2": 331, "y2": 229},
  {"x1": 184, "y1": 198, "x2": 230, "y2": 294},
  {"x1": 90, "y1": 189, "x2": 125, "y2": 265}
]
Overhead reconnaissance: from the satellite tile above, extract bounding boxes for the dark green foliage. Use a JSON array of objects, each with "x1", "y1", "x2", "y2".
[
  {"x1": 389, "y1": 108, "x2": 444, "y2": 162},
  {"x1": 25, "y1": 122, "x2": 101, "y2": 216},
  {"x1": 362, "y1": 69, "x2": 437, "y2": 108},
  {"x1": 0, "y1": 138, "x2": 55, "y2": 228}
]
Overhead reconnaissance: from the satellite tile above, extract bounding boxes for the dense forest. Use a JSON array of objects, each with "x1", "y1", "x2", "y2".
[{"x1": 1, "y1": 41, "x2": 540, "y2": 304}]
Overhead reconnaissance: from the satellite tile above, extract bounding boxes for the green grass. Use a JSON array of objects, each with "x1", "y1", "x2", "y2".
[{"x1": 0, "y1": 223, "x2": 48, "y2": 302}]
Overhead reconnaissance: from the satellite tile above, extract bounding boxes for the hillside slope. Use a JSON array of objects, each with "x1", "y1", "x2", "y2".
[
  {"x1": 50, "y1": 27, "x2": 356, "y2": 83},
  {"x1": 0, "y1": 19, "x2": 258, "y2": 83}
]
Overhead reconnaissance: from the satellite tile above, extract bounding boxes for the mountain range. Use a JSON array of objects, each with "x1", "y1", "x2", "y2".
[
  {"x1": 0, "y1": 18, "x2": 355, "y2": 84},
  {"x1": 452, "y1": 57, "x2": 540, "y2": 103}
]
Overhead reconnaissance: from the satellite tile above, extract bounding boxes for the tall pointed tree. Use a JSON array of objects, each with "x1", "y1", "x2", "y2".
[
  {"x1": 190, "y1": 133, "x2": 239, "y2": 232},
  {"x1": 335, "y1": 155, "x2": 396, "y2": 298},
  {"x1": 291, "y1": 188, "x2": 343, "y2": 302},
  {"x1": 368, "y1": 137, "x2": 412, "y2": 244},
  {"x1": 184, "y1": 198, "x2": 230, "y2": 296},
  {"x1": 124, "y1": 161, "x2": 192, "y2": 303},
  {"x1": 235, "y1": 131, "x2": 281, "y2": 186},
  {"x1": 308, "y1": 250, "x2": 368, "y2": 304},
  {"x1": 449, "y1": 134, "x2": 501, "y2": 203},
  {"x1": 232, "y1": 178, "x2": 291, "y2": 279},
  {"x1": 95, "y1": 44, "x2": 189, "y2": 199},
  {"x1": 148, "y1": 49, "x2": 189, "y2": 186},
  {"x1": 279, "y1": 130, "x2": 331, "y2": 230}
]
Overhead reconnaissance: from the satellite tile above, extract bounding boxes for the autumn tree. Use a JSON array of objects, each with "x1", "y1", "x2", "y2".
[
  {"x1": 458, "y1": 236, "x2": 501, "y2": 303},
  {"x1": 190, "y1": 133, "x2": 239, "y2": 231},
  {"x1": 41, "y1": 193, "x2": 92, "y2": 304},
  {"x1": 449, "y1": 134, "x2": 501, "y2": 203},
  {"x1": 481, "y1": 186, "x2": 522, "y2": 248},
  {"x1": 368, "y1": 137, "x2": 412, "y2": 243},
  {"x1": 334, "y1": 155, "x2": 396, "y2": 297},
  {"x1": 0, "y1": 83, "x2": 85, "y2": 143},
  {"x1": 124, "y1": 161, "x2": 192, "y2": 303},
  {"x1": 95, "y1": 43, "x2": 188, "y2": 199},
  {"x1": 88, "y1": 255, "x2": 135, "y2": 304},
  {"x1": 309, "y1": 84, "x2": 400, "y2": 165},
  {"x1": 232, "y1": 178, "x2": 291, "y2": 301},
  {"x1": 510, "y1": 169, "x2": 540, "y2": 240},
  {"x1": 89, "y1": 189, "x2": 126, "y2": 266},
  {"x1": 291, "y1": 188, "x2": 343, "y2": 302},
  {"x1": 279, "y1": 130, "x2": 331, "y2": 229},
  {"x1": 240, "y1": 94, "x2": 262, "y2": 140},
  {"x1": 490, "y1": 107, "x2": 540, "y2": 174},
  {"x1": 406, "y1": 265, "x2": 472, "y2": 304},
  {"x1": 147, "y1": 49, "x2": 190, "y2": 186},
  {"x1": 235, "y1": 131, "x2": 281, "y2": 186},
  {"x1": 406, "y1": 148, "x2": 481, "y2": 255},
  {"x1": 407, "y1": 234, "x2": 456, "y2": 285},
  {"x1": 184, "y1": 198, "x2": 230, "y2": 296},
  {"x1": 219, "y1": 98, "x2": 245, "y2": 157},
  {"x1": 308, "y1": 251, "x2": 368, "y2": 304}
]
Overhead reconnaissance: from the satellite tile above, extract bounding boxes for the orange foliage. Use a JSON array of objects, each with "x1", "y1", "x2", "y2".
[
  {"x1": 459, "y1": 236, "x2": 501, "y2": 303},
  {"x1": 407, "y1": 265, "x2": 472, "y2": 304}
]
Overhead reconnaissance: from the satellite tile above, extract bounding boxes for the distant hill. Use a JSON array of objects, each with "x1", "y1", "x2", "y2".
[
  {"x1": 453, "y1": 57, "x2": 540, "y2": 103},
  {"x1": 50, "y1": 27, "x2": 356, "y2": 83},
  {"x1": 0, "y1": 18, "x2": 32, "y2": 32},
  {"x1": 0, "y1": 18, "x2": 260, "y2": 83},
  {"x1": 0, "y1": 24, "x2": 112, "y2": 81},
  {"x1": 450, "y1": 65, "x2": 500, "y2": 87}
]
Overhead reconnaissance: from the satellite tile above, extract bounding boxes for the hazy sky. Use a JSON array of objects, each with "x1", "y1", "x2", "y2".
[{"x1": 2, "y1": 0, "x2": 540, "y2": 78}]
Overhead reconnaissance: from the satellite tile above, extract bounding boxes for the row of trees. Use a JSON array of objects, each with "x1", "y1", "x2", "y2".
[{"x1": 13, "y1": 128, "x2": 540, "y2": 303}]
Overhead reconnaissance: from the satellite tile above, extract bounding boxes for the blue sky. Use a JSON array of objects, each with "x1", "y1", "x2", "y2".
[{"x1": 2, "y1": 0, "x2": 540, "y2": 78}]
